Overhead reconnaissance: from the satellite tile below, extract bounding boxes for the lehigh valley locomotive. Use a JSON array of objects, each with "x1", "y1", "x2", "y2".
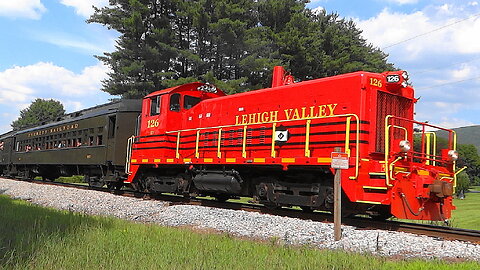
[{"x1": 0, "y1": 67, "x2": 460, "y2": 221}]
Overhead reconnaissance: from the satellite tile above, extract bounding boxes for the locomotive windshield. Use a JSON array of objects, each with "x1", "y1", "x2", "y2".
[{"x1": 184, "y1": 95, "x2": 201, "y2": 109}]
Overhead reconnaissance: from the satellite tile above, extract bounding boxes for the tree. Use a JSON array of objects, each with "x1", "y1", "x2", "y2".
[
  {"x1": 89, "y1": 0, "x2": 395, "y2": 98},
  {"x1": 456, "y1": 171, "x2": 470, "y2": 197},
  {"x1": 11, "y1": 99, "x2": 65, "y2": 130},
  {"x1": 456, "y1": 144, "x2": 480, "y2": 180}
]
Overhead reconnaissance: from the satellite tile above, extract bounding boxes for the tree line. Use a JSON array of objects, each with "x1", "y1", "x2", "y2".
[{"x1": 88, "y1": 0, "x2": 394, "y2": 97}]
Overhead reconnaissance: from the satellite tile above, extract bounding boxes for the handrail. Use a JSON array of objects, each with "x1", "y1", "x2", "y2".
[
  {"x1": 125, "y1": 135, "x2": 135, "y2": 174},
  {"x1": 271, "y1": 123, "x2": 276, "y2": 158},
  {"x1": 385, "y1": 115, "x2": 456, "y2": 187},
  {"x1": 305, "y1": 120, "x2": 311, "y2": 157},
  {"x1": 424, "y1": 132, "x2": 437, "y2": 166},
  {"x1": 165, "y1": 113, "x2": 361, "y2": 179},
  {"x1": 176, "y1": 131, "x2": 181, "y2": 158},
  {"x1": 217, "y1": 128, "x2": 222, "y2": 158}
]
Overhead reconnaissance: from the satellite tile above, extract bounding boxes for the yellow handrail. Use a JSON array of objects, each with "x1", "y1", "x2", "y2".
[
  {"x1": 166, "y1": 113, "x2": 361, "y2": 179},
  {"x1": 242, "y1": 125, "x2": 247, "y2": 158},
  {"x1": 345, "y1": 116, "x2": 351, "y2": 156},
  {"x1": 424, "y1": 132, "x2": 437, "y2": 166},
  {"x1": 385, "y1": 115, "x2": 456, "y2": 187},
  {"x1": 176, "y1": 131, "x2": 181, "y2": 158},
  {"x1": 217, "y1": 128, "x2": 222, "y2": 158},
  {"x1": 195, "y1": 130, "x2": 200, "y2": 158},
  {"x1": 271, "y1": 123, "x2": 276, "y2": 158},
  {"x1": 305, "y1": 120, "x2": 311, "y2": 157}
]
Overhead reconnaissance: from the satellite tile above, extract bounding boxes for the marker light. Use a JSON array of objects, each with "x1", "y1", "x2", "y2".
[
  {"x1": 448, "y1": 150, "x2": 459, "y2": 161},
  {"x1": 402, "y1": 71, "x2": 409, "y2": 81},
  {"x1": 399, "y1": 140, "x2": 411, "y2": 152}
]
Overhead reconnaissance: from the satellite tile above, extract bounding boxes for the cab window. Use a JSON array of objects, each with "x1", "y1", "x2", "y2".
[
  {"x1": 150, "y1": 95, "x2": 161, "y2": 116},
  {"x1": 184, "y1": 95, "x2": 201, "y2": 109},
  {"x1": 170, "y1": 93, "x2": 180, "y2": 112}
]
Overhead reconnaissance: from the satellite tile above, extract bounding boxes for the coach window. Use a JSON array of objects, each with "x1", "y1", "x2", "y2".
[
  {"x1": 170, "y1": 93, "x2": 180, "y2": 112},
  {"x1": 184, "y1": 95, "x2": 201, "y2": 109},
  {"x1": 150, "y1": 95, "x2": 161, "y2": 116}
]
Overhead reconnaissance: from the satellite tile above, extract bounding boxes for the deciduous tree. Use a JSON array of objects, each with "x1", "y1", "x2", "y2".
[{"x1": 11, "y1": 99, "x2": 65, "y2": 130}]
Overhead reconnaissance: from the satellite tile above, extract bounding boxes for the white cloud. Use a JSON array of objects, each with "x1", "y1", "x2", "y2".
[
  {"x1": 451, "y1": 65, "x2": 473, "y2": 80},
  {"x1": 356, "y1": 8, "x2": 480, "y2": 58},
  {"x1": 385, "y1": 0, "x2": 418, "y2": 4},
  {"x1": 0, "y1": 62, "x2": 110, "y2": 99},
  {"x1": 60, "y1": 0, "x2": 108, "y2": 17},
  {"x1": 0, "y1": 0, "x2": 46, "y2": 19},
  {"x1": 0, "y1": 62, "x2": 113, "y2": 133},
  {"x1": 435, "y1": 117, "x2": 475, "y2": 129},
  {"x1": 312, "y1": 6, "x2": 325, "y2": 15}
]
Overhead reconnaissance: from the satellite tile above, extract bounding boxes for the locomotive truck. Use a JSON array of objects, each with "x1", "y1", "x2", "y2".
[{"x1": 0, "y1": 67, "x2": 460, "y2": 221}]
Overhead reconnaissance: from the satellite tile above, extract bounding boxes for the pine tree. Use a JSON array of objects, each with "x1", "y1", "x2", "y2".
[{"x1": 89, "y1": 0, "x2": 395, "y2": 97}]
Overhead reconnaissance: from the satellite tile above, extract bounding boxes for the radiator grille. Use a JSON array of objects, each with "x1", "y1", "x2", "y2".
[{"x1": 376, "y1": 91, "x2": 412, "y2": 152}]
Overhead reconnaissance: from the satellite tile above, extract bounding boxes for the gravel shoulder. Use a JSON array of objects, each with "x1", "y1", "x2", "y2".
[{"x1": 1, "y1": 178, "x2": 479, "y2": 261}]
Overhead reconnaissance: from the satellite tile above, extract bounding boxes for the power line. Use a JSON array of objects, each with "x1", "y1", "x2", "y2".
[
  {"x1": 382, "y1": 12, "x2": 480, "y2": 50},
  {"x1": 415, "y1": 56, "x2": 480, "y2": 75},
  {"x1": 416, "y1": 75, "x2": 480, "y2": 90}
]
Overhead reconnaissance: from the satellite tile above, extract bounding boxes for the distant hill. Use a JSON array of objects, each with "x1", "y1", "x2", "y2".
[{"x1": 436, "y1": 125, "x2": 480, "y2": 151}]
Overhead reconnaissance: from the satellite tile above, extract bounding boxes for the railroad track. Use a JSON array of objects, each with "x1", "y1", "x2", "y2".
[{"x1": 5, "y1": 177, "x2": 480, "y2": 243}]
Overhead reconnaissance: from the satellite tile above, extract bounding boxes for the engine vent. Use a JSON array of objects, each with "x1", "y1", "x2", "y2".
[{"x1": 376, "y1": 91, "x2": 412, "y2": 152}]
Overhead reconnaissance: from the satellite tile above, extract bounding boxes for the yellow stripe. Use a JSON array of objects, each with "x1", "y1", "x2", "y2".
[
  {"x1": 417, "y1": 170, "x2": 429, "y2": 176},
  {"x1": 141, "y1": 159, "x2": 149, "y2": 163},
  {"x1": 183, "y1": 158, "x2": 192, "y2": 163},
  {"x1": 361, "y1": 158, "x2": 370, "y2": 162},
  {"x1": 166, "y1": 159, "x2": 175, "y2": 163},
  {"x1": 281, "y1": 158, "x2": 295, "y2": 163},
  {"x1": 394, "y1": 167, "x2": 408, "y2": 172},
  {"x1": 254, "y1": 158, "x2": 265, "y2": 163},
  {"x1": 131, "y1": 159, "x2": 137, "y2": 163},
  {"x1": 317, "y1": 157, "x2": 332, "y2": 163},
  {"x1": 363, "y1": 186, "x2": 388, "y2": 190},
  {"x1": 154, "y1": 159, "x2": 161, "y2": 163},
  {"x1": 204, "y1": 158, "x2": 213, "y2": 163},
  {"x1": 356, "y1": 200, "x2": 382, "y2": 205},
  {"x1": 226, "y1": 158, "x2": 236, "y2": 163},
  {"x1": 369, "y1": 172, "x2": 386, "y2": 176}
]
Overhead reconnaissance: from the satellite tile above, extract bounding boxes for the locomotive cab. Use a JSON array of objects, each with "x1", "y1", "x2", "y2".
[{"x1": 140, "y1": 83, "x2": 226, "y2": 137}]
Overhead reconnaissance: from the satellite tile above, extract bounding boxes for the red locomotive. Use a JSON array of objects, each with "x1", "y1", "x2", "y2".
[{"x1": 125, "y1": 66, "x2": 460, "y2": 221}]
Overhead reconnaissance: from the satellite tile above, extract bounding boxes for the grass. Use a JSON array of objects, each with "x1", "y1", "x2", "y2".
[
  {"x1": 1, "y1": 195, "x2": 479, "y2": 269},
  {"x1": 450, "y1": 186, "x2": 480, "y2": 230}
]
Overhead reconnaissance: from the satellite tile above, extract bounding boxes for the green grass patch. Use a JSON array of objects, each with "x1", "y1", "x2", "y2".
[
  {"x1": 450, "y1": 186, "x2": 480, "y2": 230},
  {"x1": 1, "y1": 195, "x2": 479, "y2": 269}
]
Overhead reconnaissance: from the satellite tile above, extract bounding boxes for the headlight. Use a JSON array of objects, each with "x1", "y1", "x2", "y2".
[
  {"x1": 402, "y1": 71, "x2": 409, "y2": 80},
  {"x1": 448, "y1": 150, "x2": 458, "y2": 161},
  {"x1": 399, "y1": 140, "x2": 411, "y2": 152}
]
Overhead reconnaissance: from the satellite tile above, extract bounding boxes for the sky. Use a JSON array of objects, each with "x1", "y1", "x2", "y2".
[{"x1": 0, "y1": 0, "x2": 480, "y2": 134}]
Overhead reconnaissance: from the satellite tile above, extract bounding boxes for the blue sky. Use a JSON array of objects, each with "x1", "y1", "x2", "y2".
[{"x1": 1, "y1": 0, "x2": 480, "y2": 134}]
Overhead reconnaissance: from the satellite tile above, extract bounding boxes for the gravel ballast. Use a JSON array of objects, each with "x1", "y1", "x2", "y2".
[{"x1": 1, "y1": 178, "x2": 479, "y2": 261}]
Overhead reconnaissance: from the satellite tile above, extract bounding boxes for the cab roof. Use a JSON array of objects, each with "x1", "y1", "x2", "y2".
[{"x1": 145, "y1": 82, "x2": 226, "y2": 99}]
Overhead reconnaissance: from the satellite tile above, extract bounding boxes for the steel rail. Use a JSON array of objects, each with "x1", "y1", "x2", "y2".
[{"x1": 3, "y1": 177, "x2": 480, "y2": 243}]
